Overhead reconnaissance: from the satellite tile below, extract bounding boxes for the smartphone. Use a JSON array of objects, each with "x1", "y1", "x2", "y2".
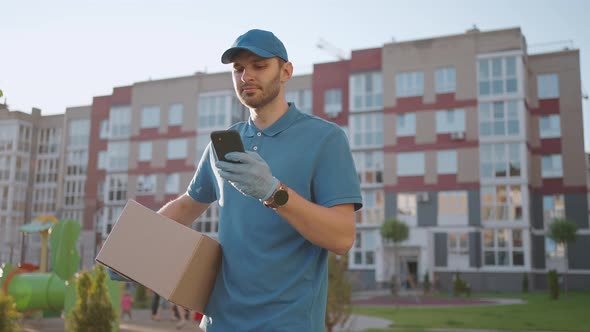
[{"x1": 210, "y1": 130, "x2": 245, "y2": 163}]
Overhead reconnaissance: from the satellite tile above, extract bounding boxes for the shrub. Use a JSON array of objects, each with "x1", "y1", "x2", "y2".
[
  {"x1": 548, "y1": 269, "x2": 559, "y2": 300},
  {"x1": 453, "y1": 272, "x2": 471, "y2": 297},
  {"x1": 134, "y1": 284, "x2": 148, "y2": 309},
  {"x1": 522, "y1": 273, "x2": 529, "y2": 293},
  {"x1": 423, "y1": 272, "x2": 431, "y2": 294},
  {"x1": 66, "y1": 265, "x2": 116, "y2": 331},
  {"x1": 0, "y1": 290, "x2": 20, "y2": 332}
]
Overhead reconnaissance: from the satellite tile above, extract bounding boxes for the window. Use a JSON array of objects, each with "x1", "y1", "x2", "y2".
[
  {"x1": 136, "y1": 175, "x2": 156, "y2": 194},
  {"x1": 98, "y1": 151, "x2": 107, "y2": 170},
  {"x1": 107, "y1": 142, "x2": 129, "y2": 171},
  {"x1": 355, "y1": 190, "x2": 384, "y2": 225},
  {"x1": 37, "y1": 128, "x2": 61, "y2": 154},
  {"x1": 479, "y1": 101, "x2": 519, "y2": 136},
  {"x1": 397, "y1": 152, "x2": 424, "y2": 176},
  {"x1": 0, "y1": 156, "x2": 11, "y2": 181},
  {"x1": 106, "y1": 174, "x2": 127, "y2": 202},
  {"x1": 478, "y1": 56, "x2": 518, "y2": 96},
  {"x1": 167, "y1": 139, "x2": 187, "y2": 160},
  {"x1": 68, "y1": 119, "x2": 90, "y2": 147},
  {"x1": 141, "y1": 106, "x2": 160, "y2": 128},
  {"x1": 197, "y1": 93, "x2": 246, "y2": 130},
  {"x1": 349, "y1": 113, "x2": 383, "y2": 148},
  {"x1": 480, "y1": 143, "x2": 521, "y2": 179},
  {"x1": 438, "y1": 191, "x2": 468, "y2": 224},
  {"x1": 100, "y1": 120, "x2": 109, "y2": 139},
  {"x1": 436, "y1": 109, "x2": 465, "y2": 133},
  {"x1": 483, "y1": 229, "x2": 524, "y2": 266},
  {"x1": 543, "y1": 194, "x2": 565, "y2": 226},
  {"x1": 66, "y1": 150, "x2": 88, "y2": 176},
  {"x1": 350, "y1": 229, "x2": 378, "y2": 268},
  {"x1": 352, "y1": 151, "x2": 383, "y2": 185},
  {"x1": 17, "y1": 125, "x2": 32, "y2": 152},
  {"x1": 437, "y1": 150, "x2": 457, "y2": 174},
  {"x1": 166, "y1": 173, "x2": 180, "y2": 194},
  {"x1": 397, "y1": 193, "x2": 417, "y2": 216},
  {"x1": 108, "y1": 106, "x2": 131, "y2": 139},
  {"x1": 286, "y1": 89, "x2": 312, "y2": 114},
  {"x1": 195, "y1": 204, "x2": 219, "y2": 235},
  {"x1": 138, "y1": 142, "x2": 152, "y2": 162},
  {"x1": 545, "y1": 237, "x2": 565, "y2": 258},
  {"x1": 537, "y1": 74, "x2": 559, "y2": 99},
  {"x1": 539, "y1": 115, "x2": 561, "y2": 138},
  {"x1": 481, "y1": 185, "x2": 523, "y2": 222},
  {"x1": 396, "y1": 113, "x2": 416, "y2": 136},
  {"x1": 350, "y1": 72, "x2": 383, "y2": 111},
  {"x1": 324, "y1": 89, "x2": 342, "y2": 116},
  {"x1": 449, "y1": 233, "x2": 468, "y2": 254},
  {"x1": 396, "y1": 71, "x2": 424, "y2": 97},
  {"x1": 435, "y1": 67, "x2": 456, "y2": 93},
  {"x1": 168, "y1": 103, "x2": 184, "y2": 126},
  {"x1": 542, "y1": 154, "x2": 563, "y2": 178}
]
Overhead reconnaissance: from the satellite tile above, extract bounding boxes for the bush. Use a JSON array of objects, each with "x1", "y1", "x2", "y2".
[
  {"x1": 134, "y1": 284, "x2": 148, "y2": 309},
  {"x1": 0, "y1": 290, "x2": 20, "y2": 332},
  {"x1": 453, "y1": 272, "x2": 471, "y2": 297},
  {"x1": 423, "y1": 272, "x2": 431, "y2": 294},
  {"x1": 522, "y1": 273, "x2": 529, "y2": 293},
  {"x1": 548, "y1": 269, "x2": 559, "y2": 300},
  {"x1": 66, "y1": 265, "x2": 116, "y2": 331}
]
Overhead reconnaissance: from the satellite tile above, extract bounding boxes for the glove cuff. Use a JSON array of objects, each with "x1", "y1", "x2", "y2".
[{"x1": 261, "y1": 177, "x2": 280, "y2": 201}]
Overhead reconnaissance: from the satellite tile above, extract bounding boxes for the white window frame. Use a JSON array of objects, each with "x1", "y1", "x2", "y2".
[
  {"x1": 481, "y1": 185, "x2": 523, "y2": 222},
  {"x1": 108, "y1": 106, "x2": 131, "y2": 139},
  {"x1": 165, "y1": 173, "x2": 180, "y2": 194},
  {"x1": 435, "y1": 109, "x2": 465, "y2": 133},
  {"x1": 396, "y1": 71, "x2": 424, "y2": 97},
  {"x1": 543, "y1": 194, "x2": 565, "y2": 227},
  {"x1": 356, "y1": 189, "x2": 384, "y2": 225},
  {"x1": 396, "y1": 113, "x2": 416, "y2": 137},
  {"x1": 438, "y1": 191, "x2": 468, "y2": 225},
  {"x1": 435, "y1": 67, "x2": 456, "y2": 93},
  {"x1": 324, "y1": 89, "x2": 342, "y2": 116},
  {"x1": 397, "y1": 152, "x2": 424, "y2": 176},
  {"x1": 141, "y1": 106, "x2": 160, "y2": 128},
  {"x1": 537, "y1": 73, "x2": 559, "y2": 99},
  {"x1": 349, "y1": 113, "x2": 383, "y2": 148},
  {"x1": 352, "y1": 151, "x2": 383, "y2": 186},
  {"x1": 436, "y1": 150, "x2": 457, "y2": 174},
  {"x1": 167, "y1": 138, "x2": 187, "y2": 160},
  {"x1": 478, "y1": 101, "x2": 520, "y2": 137},
  {"x1": 539, "y1": 114, "x2": 561, "y2": 138},
  {"x1": 350, "y1": 229, "x2": 378, "y2": 269},
  {"x1": 448, "y1": 232, "x2": 468, "y2": 255},
  {"x1": 168, "y1": 103, "x2": 184, "y2": 126},
  {"x1": 138, "y1": 141, "x2": 152, "y2": 162},
  {"x1": 136, "y1": 175, "x2": 156, "y2": 194},
  {"x1": 478, "y1": 56, "x2": 519, "y2": 97},
  {"x1": 479, "y1": 143, "x2": 522, "y2": 179},
  {"x1": 483, "y1": 229, "x2": 524, "y2": 267},
  {"x1": 349, "y1": 72, "x2": 383, "y2": 112},
  {"x1": 542, "y1": 154, "x2": 563, "y2": 178},
  {"x1": 106, "y1": 141, "x2": 129, "y2": 171}
]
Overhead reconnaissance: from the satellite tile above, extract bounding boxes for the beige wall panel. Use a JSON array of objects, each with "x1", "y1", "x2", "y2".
[
  {"x1": 457, "y1": 148, "x2": 479, "y2": 182},
  {"x1": 424, "y1": 151, "x2": 437, "y2": 184},
  {"x1": 384, "y1": 113, "x2": 396, "y2": 146},
  {"x1": 152, "y1": 140, "x2": 166, "y2": 168},
  {"x1": 415, "y1": 112, "x2": 436, "y2": 144},
  {"x1": 384, "y1": 153, "x2": 397, "y2": 186}
]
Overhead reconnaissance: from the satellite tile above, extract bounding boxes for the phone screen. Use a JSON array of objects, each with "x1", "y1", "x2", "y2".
[{"x1": 210, "y1": 130, "x2": 245, "y2": 162}]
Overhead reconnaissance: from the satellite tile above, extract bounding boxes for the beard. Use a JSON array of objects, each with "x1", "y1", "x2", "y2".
[{"x1": 235, "y1": 73, "x2": 281, "y2": 109}]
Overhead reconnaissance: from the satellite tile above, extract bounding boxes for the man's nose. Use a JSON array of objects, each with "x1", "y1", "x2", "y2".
[{"x1": 240, "y1": 69, "x2": 253, "y2": 82}]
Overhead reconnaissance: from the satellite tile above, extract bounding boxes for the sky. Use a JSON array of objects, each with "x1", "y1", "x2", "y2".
[{"x1": 2, "y1": 0, "x2": 589, "y2": 151}]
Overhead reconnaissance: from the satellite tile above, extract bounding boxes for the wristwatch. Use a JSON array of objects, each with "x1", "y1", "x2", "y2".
[{"x1": 263, "y1": 182, "x2": 289, "y2": 209}]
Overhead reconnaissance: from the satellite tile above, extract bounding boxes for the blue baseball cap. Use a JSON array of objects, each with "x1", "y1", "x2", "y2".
[{"x1": 221, "y1": 29, "x2": 288, "y2": 64}]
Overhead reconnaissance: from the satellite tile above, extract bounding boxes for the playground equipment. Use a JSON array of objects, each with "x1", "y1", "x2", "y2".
[{"x1": 0, "y1": 218, "x2": 120, "y2": 324}]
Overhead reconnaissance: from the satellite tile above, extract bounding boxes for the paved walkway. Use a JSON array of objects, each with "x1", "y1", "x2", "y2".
[{"x1": 21, "y1": 308, "x2": 391, "y2": 332}]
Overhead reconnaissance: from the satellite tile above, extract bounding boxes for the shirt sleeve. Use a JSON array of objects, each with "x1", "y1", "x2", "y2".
[
  {"x1": 187, "y1": 143, "x2": 218, "y2": 203},
  {"x1": 312, "y1": 127, "x2": 363, "y2": 211}
]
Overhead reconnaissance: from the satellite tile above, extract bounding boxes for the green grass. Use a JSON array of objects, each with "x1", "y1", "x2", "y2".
[{"x1": 354, "y1": 291, "x2": 590, "y2": 332}]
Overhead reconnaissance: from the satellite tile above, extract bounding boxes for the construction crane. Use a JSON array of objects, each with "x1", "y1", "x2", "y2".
[{"x1": 316, "y1": 38, "x2": 347, "y2": 61}]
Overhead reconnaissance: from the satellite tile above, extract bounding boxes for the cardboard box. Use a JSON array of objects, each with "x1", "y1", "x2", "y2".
[{"x1": 96, "y1": 200, "x2": 221, "y2": 312}]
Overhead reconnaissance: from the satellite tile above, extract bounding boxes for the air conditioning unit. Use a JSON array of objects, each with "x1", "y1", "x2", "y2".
[
  {"x1": 326, "y1": 110, "x2": 340, "y2": 119},
  {"x1": 450, "y1": 131, "x2": 465, "y2": 140},
  {"x1": 417, "y1": 192, "x2": 430, "y2": 202}
]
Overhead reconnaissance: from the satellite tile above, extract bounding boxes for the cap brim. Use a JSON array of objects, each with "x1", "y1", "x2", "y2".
[{"x1": 221, "y1": 46, "x2": 278, "y2": 64}]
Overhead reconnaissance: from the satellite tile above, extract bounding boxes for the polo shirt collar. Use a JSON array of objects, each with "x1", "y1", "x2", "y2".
[{"x1": 245, "y1": 103, "x2": 301, "y2": 137}]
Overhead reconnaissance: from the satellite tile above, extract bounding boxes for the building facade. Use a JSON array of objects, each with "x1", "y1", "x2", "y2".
[{"x1": 0, "y1": 27, "x2": 588, "y2": 291}]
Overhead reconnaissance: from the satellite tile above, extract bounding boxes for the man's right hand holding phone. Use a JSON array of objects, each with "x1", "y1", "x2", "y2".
[{"x1": 215, "y1": 151, "x2": 279, "y2": 202}]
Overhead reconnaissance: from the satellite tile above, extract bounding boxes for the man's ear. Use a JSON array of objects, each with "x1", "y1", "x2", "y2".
[{"x1": 280, "y1": 61, "x2": 293, "y2": 83}]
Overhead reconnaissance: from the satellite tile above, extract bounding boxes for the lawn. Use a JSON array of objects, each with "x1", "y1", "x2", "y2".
[{"x1": 354, "y1": 291, "x2": 590, "y2": 332}]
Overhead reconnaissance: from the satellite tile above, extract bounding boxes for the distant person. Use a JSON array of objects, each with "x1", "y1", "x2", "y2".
[{"x1": 121, "y1": 292, "x2": 134, "y2": 320}]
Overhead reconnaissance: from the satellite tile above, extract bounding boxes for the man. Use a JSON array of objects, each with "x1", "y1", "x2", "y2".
[{"x1": 161, "y1": 29, "x2": 361, "y2": 331}]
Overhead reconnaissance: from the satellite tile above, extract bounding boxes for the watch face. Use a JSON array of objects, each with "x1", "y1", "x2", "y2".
[{"x1": 274, "y1": 189, "x2": 289, "y2": 206}]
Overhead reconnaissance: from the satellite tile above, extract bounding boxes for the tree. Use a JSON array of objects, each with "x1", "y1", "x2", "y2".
[
  {"x1": 66, "y1": 265, "x2": 116, "y2": 332},
  {"x1": 135, "y1": 284, "x2": 148, "y2": 308},
  {"x1": 380, "y1": 218, "x2": 409, "y2": 293},
  {"x1": 547, "y1": 218, "x2": 577, "y2": 293},
  {"x1": 325, "y1": 253, "x2": 352, "y2": 332},
  {"x1": 0, "y1": 290, "x2": 20, "y2": 332}
]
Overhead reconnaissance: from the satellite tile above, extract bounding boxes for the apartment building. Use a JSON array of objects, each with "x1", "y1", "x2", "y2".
[{"x1": 1, "y1": 26, "x2": 587, "y2": 291}]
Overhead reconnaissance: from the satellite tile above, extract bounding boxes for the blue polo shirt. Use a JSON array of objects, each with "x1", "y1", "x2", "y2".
[{"x1": 187, "y1": 103, "x2": 362, "y2": 332}]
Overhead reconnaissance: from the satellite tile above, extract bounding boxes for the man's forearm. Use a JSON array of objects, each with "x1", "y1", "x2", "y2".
[
  {"x1": 158, "y1": 193, "x2": 210, "y2": 227},
  {"x1": 276, "y1": 189, "x2": 355, "y2": 255}
]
